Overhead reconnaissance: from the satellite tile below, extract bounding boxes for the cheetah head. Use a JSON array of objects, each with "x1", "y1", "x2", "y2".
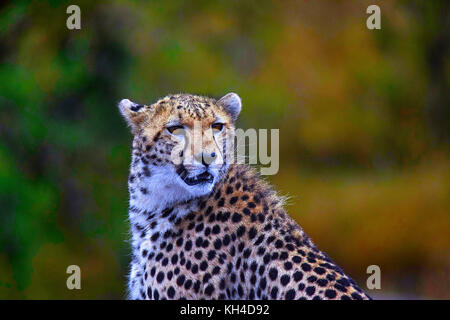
[{"x1": 119, "y1": 93, "x2": 241, "y2": 210}]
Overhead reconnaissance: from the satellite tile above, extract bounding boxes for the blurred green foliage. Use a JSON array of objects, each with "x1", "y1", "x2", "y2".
[{"x1": 0, "y1": 0, "x2": 448, "y2": 299}]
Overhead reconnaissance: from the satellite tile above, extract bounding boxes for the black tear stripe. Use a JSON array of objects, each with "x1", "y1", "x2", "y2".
[
  {"x1": 153, "y1": 130, "x2": 162, "y2": 142},
  {"x1": 222, "y1": 135, "x2": 227, "y2": 165}
]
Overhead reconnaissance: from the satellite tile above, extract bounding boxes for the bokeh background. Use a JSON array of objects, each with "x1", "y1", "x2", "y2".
[{"x1": 0, "y1": 0, "x2": 449, "y2": 299}]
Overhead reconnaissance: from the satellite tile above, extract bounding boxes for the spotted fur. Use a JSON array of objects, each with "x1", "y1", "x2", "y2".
[{"x1": 120, "y1": 93, "x2": 370, "y2": 300}]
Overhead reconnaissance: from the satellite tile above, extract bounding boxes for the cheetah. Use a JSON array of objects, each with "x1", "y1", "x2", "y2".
[{"x1": 119, "y1": 93, "x2": 370, "y2": 300}]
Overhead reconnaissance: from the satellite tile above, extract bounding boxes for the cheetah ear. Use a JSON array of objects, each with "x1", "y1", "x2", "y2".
[
  {"x1": 118, "y1": 99, "x2": 149, "y2": 134},
  {"x1": 217, "y1": 92, "x2": 242, "y2": 122}
]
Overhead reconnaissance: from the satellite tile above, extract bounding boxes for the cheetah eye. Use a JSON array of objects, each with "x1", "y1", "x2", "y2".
[
  {"x1": 166, "y1": 125, "x2": 185, "y2": 136},
  {"x1": 211, "y1": 123, "x2": 224, "y2": 133}
]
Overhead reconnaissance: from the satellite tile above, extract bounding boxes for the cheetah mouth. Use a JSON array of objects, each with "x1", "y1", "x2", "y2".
[{"x1": 176, "y1": 166, "x2": 214, "y2": 186}]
